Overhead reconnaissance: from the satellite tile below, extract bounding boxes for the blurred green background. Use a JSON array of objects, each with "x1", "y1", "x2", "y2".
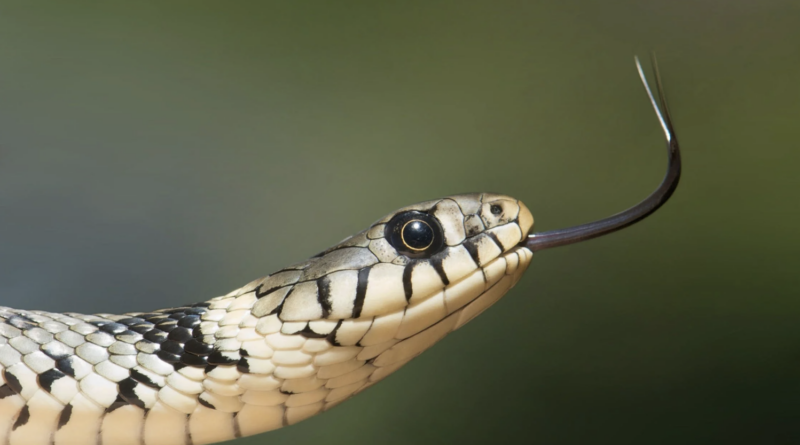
[{"x1": 0, "y1": 1, "x2": 797, "y2": 444}]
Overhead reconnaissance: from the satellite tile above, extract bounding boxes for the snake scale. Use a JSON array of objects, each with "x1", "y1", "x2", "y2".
[{"x1": 0, "y1": 58, "x2": 680, "y2": 445}]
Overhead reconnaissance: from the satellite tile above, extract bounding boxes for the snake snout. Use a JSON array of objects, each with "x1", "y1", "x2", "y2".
[{"x1": 517, "y1": 201, "x2": 534, "y2": 237}]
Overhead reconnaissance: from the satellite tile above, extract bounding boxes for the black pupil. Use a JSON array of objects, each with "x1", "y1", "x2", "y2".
[
  {"x1": 402, "y1": 220, "x2": 434, "y2": 250},
  {"x1": 491, "y1": 204, "x2": 503, "y2": 215}
]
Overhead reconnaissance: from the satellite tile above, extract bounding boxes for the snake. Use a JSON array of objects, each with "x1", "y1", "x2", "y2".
[{"x1": 0, "y1": 57, "x2": 680, "y2": 445}]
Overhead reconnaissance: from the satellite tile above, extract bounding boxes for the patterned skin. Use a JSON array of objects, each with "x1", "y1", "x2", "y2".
[{"x1": 0, "y1": 193, "x2": 533, "y2": 445}]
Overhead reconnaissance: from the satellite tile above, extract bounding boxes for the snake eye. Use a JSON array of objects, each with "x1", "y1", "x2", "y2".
[
  {"x1": 385, "y1": 211, "x2": 445, "y2": 257},
  {"x1": 401, "y1": 220, "x2": 434, "y2": 251}
]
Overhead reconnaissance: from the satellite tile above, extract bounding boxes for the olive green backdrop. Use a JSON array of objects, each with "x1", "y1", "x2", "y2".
[{"x1": 0, "y1": 1, "x2": 797, "y2": 444}]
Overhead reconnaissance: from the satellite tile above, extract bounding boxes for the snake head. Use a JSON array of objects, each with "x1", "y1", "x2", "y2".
[
  {"x1": 191, "y1": 193, "x2": 536, "y2": 431},
  {"x1": 245, "y1": 193, "x2": 533, "y2": 337}
]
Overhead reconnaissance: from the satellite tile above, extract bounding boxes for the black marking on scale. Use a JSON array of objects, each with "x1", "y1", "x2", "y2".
[
  {"x1": 402, "y1": 261, "x2": 416, "y2": 301},
  {"x1": 99, "y1": 322, "x2": 128, "y2": 334},
  {"x1": 184, "y1": 339, "x2": 213, "y2": 356},
  {"x1": 180, "y1": 351, "x2": 208, "y2": 368},
  {"x1": 317, "y1": 276, "x2": 333, "y2": 318},
  {"x1": 326, "y1": 320, "x2": 344, "y2": 346},
  {"x1": 117, "y1": 317, "x2": 147, "y2": 326},
  {"x1": 173, "y1": 362, "x2": 187, "y2": 371},
  {"x1": 143, "y1": 330, "x2": 168, "y2": 343},
  {"x1": 177, "y1": 314, "x2": 201, "y2": 329},
  {"x1": 270, "y1": 288, "x2": 290, "y2": 317},
  {"x1": 2, "y1": 370, "x2": 22, "y2": 394},
  {"x1": 0, "y1": 385, "x2": 15, "y2": 399},
  {"x1": 479, "y1": 267, "x2": 489, "y2": 286},
  {"x1": 207, "y1": 350, "x2": 239, "y2": 365},
  {"x1": 299, "y1": 325, "x2": 329, "y2": 339},
  {"x1": 168, "y1": 327, "x2": 193, "y2": 343},
  {"x1": 198, "y1": 397, "x2": 216, "y2": 410},
  {"x1": 57, "y1": 404, "x2": 73, "y2": 429},
  {"x1": 55, "y1": 358, "x2": 76, "y2": 378},
  {"x1": 485, "y1": 231, "x2": 505, "y2": 251},
  {"x1": 130, "y1": 369, "x2": 160, "y2": 389},
  {"x1": 430, "y1": 255, "x2": 450, "y2": 286},
  {"x1": 118, "y1": 378, "x2": 146, "y2": 409},
  {"x1": 12, "y1": 405, "x2": 29, "y2": 430},
  {"x1": 352, "y1": 267, "x2": 371, "y2": 318},
  {"x1": 255, "y1": 277, "x2": 293, "y2": 300},
  {"x1": 41, "y1": 344, "x2": 70, "y2": 361},
  {"x1": 157, "y1": 349, "x2": 182, "y2": 365},
  {"x1": 237, "y1": 357, "x2": 250, "y2": 373},
  {"x1": 38, "y1": 368, "x2": 66, "y2": 393},
  {"x1": 6, "y1": 316, "x2": 36, "y2": 331},
  {"x1": 128, "y1": 325, "x2": 155, "y2": 336},
  {"x1": 355, "y1": 318, "x2": 375, "y2": 348},
  {"x1": 106, "y1": 395, "x2": 130, "y2": 413},
  {"x1": 462, "y1": 238, "x2": 482, "y2": 266}
]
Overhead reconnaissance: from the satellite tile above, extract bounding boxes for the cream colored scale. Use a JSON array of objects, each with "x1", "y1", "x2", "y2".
[{"x1": 0, "y1": 57, "x2": 680, "y2": 445}]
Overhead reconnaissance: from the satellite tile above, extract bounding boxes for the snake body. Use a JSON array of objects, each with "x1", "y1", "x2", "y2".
[{"x1": 0, "y1": 193, "x2": 533, "y2": 445}]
